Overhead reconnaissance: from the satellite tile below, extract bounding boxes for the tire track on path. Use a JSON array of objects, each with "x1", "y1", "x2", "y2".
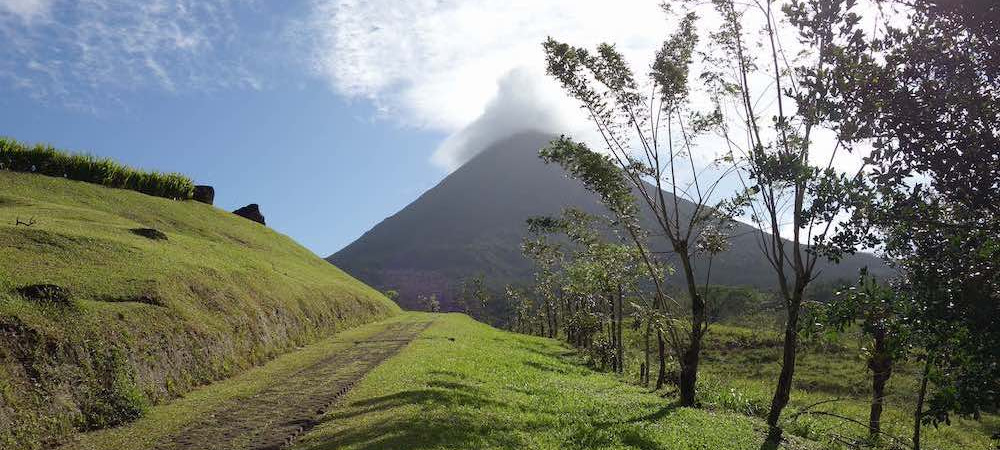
[{"x1": 154, "y1": 319, "x2": 433, "y2": 450}]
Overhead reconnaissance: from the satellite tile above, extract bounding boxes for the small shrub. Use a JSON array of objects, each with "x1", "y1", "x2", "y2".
[
  {"x1": 700, "y1": 377, "x2": 769, "y2": 418},
  {"x1": 784, "y1": 415, "x2": 822, "y2": 442},
  {"x1": 0, "y1": 137, "x2": 194, "y2": 200}
]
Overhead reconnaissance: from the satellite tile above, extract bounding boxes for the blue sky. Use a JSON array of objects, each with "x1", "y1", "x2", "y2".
[
  {"x1": 0, "y1": 0, "x2": 458, "y2": 256},
  {"x1": 5, "y1": 0, "x2": 811, "y2": 255},
  {"x1": 0, "y1": 78, "x2": 446, "y2": 256}
]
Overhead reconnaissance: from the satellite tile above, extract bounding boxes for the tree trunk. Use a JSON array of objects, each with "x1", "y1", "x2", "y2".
[
  {"x1": 868, "y1": 328, "x2": 893, "y2": 441},
  {"x1": 678, "y1": 253, "x2": 705, "y2": 407},
  {"x1": 643, "y1": 321, "x2": 651, "y2": 386},
  {"x1": 608, "y1": 294, "x2": 617, "y2": 372},
  {"x1": 656, "y1": 331, "x2": 667, "y2": 390},
  {"x1": 545, "y1": 299, "x2": 555, "y2": 338},
  {"x1": 913, "y1": 359, "x2": 931, "y2": 450},
  {"x1": 616, "y1": 289, "x2": 624, "y2": 374},
  {"x1": 678, "y1": 338, "x2": 701, "y2": 406},
  {"x1": 764, "y1": 300, "x2": 801, "y2": 448},
  {"x1": 552, "y1": 297, "x2": 559, "y2": 337},
  {"x1": 565, "y1": 299, "x2": 574, "y2": 345}
]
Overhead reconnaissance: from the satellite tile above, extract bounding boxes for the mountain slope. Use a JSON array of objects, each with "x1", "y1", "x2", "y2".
[
  {"x1": 0, "y1": 170, "x2": 399, "y2": 448},
  {"x1": 329, "y1": 132, "x2": 886, "y2": 311}
]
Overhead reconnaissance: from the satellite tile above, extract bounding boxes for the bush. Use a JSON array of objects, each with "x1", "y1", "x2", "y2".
[{"x1": 0, "y1": 137, "x2": 194, "y2": 200}]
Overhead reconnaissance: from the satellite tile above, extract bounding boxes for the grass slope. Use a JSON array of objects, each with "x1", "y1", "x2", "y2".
[
  {"x1": 294, "y1": 314, "x2": 810, "y2": 450},
  {"x1": 0, "y1": 171, "x2": 399, "y2": 448}
]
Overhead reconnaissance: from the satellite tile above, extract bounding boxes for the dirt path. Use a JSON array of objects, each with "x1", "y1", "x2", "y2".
[{"x1": 152, "y1": 319, "x2": 432, "y2": 450}]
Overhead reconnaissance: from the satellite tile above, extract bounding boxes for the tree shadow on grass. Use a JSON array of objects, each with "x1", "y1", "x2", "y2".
[
  {"x1": 523, "y1": 359, "x2": 572, "y2": 375},
  {"x1": 300, "y1": 373, "x2": 527, "y2": 450},
  {"x1": 493, "y1": 336, "x2": 576, "y2": 359},
  {"x1": 561, "y1": 404, "x2": 682, "y2": 450},
  {"x1": 299, "y1": 353, "x2": 688, "y2": 450}
]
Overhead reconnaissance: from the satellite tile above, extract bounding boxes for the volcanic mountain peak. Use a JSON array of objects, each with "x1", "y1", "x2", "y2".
[{"x1": 329, "y1": 131, "x2": 886, "y2": 311}]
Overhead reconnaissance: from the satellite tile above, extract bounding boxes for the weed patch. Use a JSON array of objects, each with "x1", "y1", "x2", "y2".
[{"x1": 0, "y1": 137, "x2": 194, "y2": 200}]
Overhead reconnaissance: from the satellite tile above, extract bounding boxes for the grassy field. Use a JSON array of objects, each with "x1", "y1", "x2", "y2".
[
  {"x1": 621, "y1": 323, "x2": 997, "y2": 449},
  {"x1": 294, "y1": 313, "x2": 814, "y2": 450},
  {"x1": 0, "y1": 170, "x2": 399, "y2": 448},
  {"x1": 58, "y1": 312, "x2": 995, "y2": 449}
]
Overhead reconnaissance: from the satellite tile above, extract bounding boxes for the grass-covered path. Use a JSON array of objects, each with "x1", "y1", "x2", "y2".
[
  {"x1": 69, "y1": 312, "x2": 812, "y2": 450},
  {"x1": 65, "y1": 315, "x2": 434, "y2": 450},
  {"x1": 293, "y1": 314, "x2": 808, "y2": 450}
]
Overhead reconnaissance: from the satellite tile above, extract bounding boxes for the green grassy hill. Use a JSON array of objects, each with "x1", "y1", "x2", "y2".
[{"x1": 0, "y1": 170, "x2": 399, "y2": 448}]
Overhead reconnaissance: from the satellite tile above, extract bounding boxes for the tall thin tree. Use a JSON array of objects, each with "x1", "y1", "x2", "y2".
[{"x1": 543, "y1": 9, "x2": 736, "y2": 406}]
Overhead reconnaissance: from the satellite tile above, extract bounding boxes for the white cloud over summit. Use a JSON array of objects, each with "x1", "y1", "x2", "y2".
[
  {"x1": 306, "y1": 0, "x2": 672, "y2": 169},
  {"x1": 430, "y1": 67, "x2": 580, "y2": 170}
]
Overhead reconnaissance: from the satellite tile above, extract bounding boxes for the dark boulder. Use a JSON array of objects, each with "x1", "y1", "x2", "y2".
[
  {"x1": 193, "y1": 185, "x2": 215, "y2": 205},
  {"x1": 233, "y1": 204, "x2": 265, "y2": 225},
  {"x1": 17, "y1": 284, "x2": 72, "y2": 305}
]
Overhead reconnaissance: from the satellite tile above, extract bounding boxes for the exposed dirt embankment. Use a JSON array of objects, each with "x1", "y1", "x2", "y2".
[{"x1": 0, "y1": 171, "x2": 400, "y2": 449}]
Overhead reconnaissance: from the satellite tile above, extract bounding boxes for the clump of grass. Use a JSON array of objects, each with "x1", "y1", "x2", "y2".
[{"x1": 0, "y1": 137, "x2": 194, "y2": 200}]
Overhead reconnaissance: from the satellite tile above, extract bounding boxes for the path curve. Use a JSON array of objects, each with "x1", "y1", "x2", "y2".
[{"x1": 154, "y1": 319, "x2": 433, "y2": 450}]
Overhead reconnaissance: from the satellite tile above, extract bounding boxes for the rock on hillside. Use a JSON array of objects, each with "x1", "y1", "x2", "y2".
[{"x1": 233, "y1": 203, "x2": 266, "y2": 225}]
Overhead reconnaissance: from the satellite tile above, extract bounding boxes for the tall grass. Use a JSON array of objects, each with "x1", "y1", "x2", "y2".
[{"x1": 0, "y1": 137, "x2": 194, "y2": 200}]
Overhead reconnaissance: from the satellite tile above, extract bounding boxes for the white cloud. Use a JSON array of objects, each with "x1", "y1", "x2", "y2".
[
  {"x1": 306, "y1": 0, "x2": 886, "y2": 179},
  {"x1": 307, "y1": 0, "x2": 669, "y2": 168},
  {"x1": 430, "y1": 67, "x2": 587, "y2": 170},
  {"x1": 0, "y1": 0, "x2": 260, "y2": 107}
]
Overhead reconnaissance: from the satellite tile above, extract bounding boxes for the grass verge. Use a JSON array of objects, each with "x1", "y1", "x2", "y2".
[
  {"x1": 64, "y1": 314, "x2": 428, "y2": 450},
  {"x1": 294, "y1": 314, "x2": 812, "y2": 450}
]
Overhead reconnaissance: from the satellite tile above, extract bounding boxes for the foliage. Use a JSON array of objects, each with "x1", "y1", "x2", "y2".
[
  {"x1": 0, "y1": 137, "x2": 194, "y2": 200},
  {"x1": 455, "y1": 275, "x2": 491, "y2": 314},
  {"x1": 417, "y1": 293, "x2": 440, "y2": 312},
  {"x1": 826, "y1": 0, "x2": 1000, "y2": 445},
  {"x1": 543, "y1": 8, "x2": 737, "y2": 405}
]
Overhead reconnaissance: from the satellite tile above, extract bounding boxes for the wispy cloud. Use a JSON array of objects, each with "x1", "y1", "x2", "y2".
[
  {"x1": 306, "y1": 0, "x2": 670, "y2": 168},
  {"x1": 0, "y1": 0, "x2": 262, "y2": 109},
  {"x1": 305, "y1": 0, "x2": 880, "y2": 177},
  {"x1": 0, "y1": 0, "x2": 54, "y2": 23}
]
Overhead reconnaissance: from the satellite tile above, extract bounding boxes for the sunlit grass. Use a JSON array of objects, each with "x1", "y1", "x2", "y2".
[{"x1": 295, "y1": 314, "x2": 815, "y2": 450}]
